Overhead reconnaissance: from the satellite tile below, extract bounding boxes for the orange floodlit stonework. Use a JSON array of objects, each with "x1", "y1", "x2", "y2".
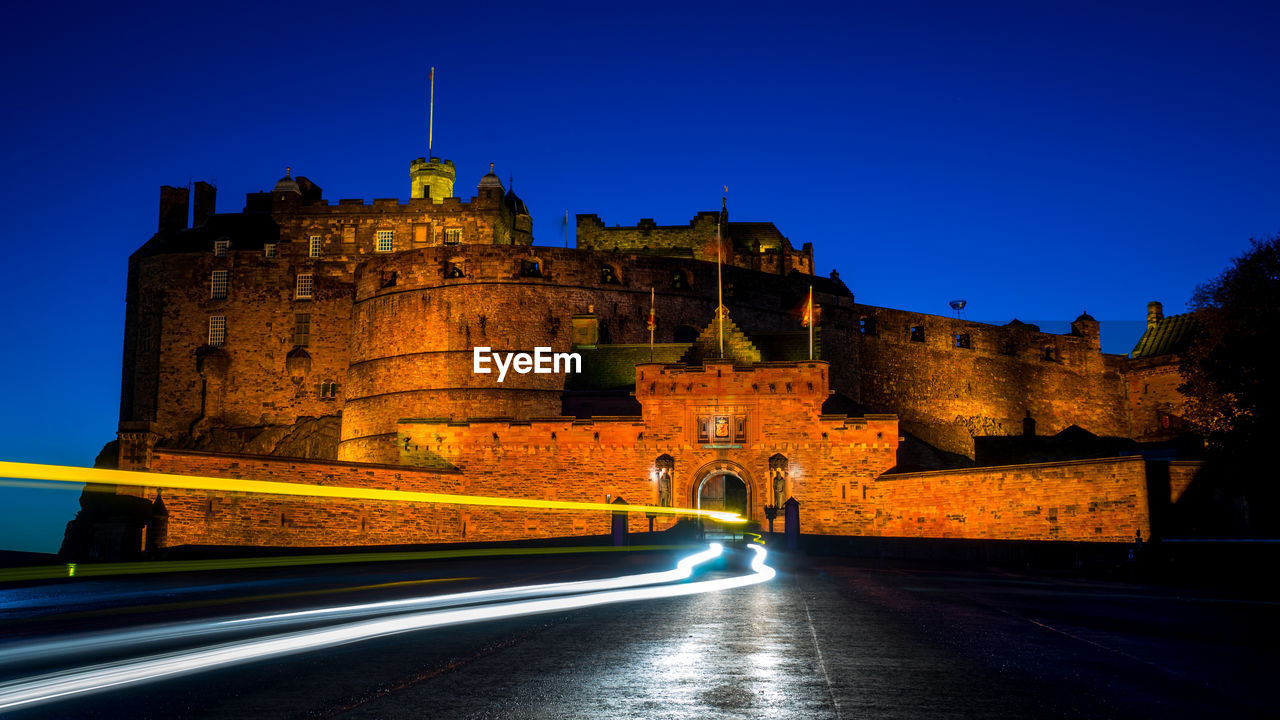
[{"x1": 61, "y1": 159, "x2": 1198, "y2": 559}]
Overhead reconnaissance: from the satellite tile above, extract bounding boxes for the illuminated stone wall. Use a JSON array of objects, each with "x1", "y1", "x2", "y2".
[
  {"x1": 1125, "y1": 355, "x2": 1191, "y2": 441},
  {"x1": 845, "y1": 305, "x2": 1132, "y2": 457},
  {"x1": 868, "y1": 457, "x2": 1153, "y2": 542},
  {"x1": 576, "y1": 212, "x2": 815, "y2": 275}
]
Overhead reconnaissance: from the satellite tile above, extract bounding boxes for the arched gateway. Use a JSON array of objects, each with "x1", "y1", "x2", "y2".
[{"x1": 692, "y1": 461, "x2": 753, "y2": 522}]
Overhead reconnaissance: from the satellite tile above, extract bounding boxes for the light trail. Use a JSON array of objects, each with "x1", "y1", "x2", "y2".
[
  {"x1": 0, "y1": 544, "x2": 697, "y2": 583},
  {"x1": 0, "y1": 544, "x2": 775, "y2": 712},
  {"x1": 0, "y1": 545, "x2": 723, "y2": 668},
  {"x1": 0, "y1": 460, "x2": 745, "y2": 523}
]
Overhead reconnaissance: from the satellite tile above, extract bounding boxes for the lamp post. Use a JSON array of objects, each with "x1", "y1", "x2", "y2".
[{"x1": 763, "y1": 504, "x2": 779, "y2": 533}]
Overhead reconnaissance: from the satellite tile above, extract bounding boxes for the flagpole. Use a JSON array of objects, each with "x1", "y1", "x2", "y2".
[
  {"x1": 808, "y1": 284, "x2": 814, "y2": 360},
  {"x1": 428, "y1": 67, "x2": 435, "y2": 157},
  {"x1": 716, "y1": 214, "x2": 724, "y2": 359},
  {"x1": 649, "y1": 287, "x2": 655, "y2": 362}
]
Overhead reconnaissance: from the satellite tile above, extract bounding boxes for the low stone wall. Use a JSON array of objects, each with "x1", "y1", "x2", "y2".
[{"x1": 869, "y1": 456, "x2": 1152, "y2": 542}]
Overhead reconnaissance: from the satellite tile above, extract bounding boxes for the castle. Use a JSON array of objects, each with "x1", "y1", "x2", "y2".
[{"x1": 62, "y1": 152, "x2": 1201, "y2": 558}]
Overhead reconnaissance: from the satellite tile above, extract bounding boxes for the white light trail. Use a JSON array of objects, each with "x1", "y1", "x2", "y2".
[
  {"x1": 0, "y1": 545, "x2": 724, "y2": 668},
  {"x1": 0, "y1": 544, "x2": 774, "y2": 712}
]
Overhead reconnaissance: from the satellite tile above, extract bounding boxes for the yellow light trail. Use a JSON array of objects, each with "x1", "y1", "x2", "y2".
[
  {"x1": 0, "y1": 460, "x2": 746, "y2": 523},
  {"x1": 0, "y1": 544, "x2": 698, "y2": 584}
]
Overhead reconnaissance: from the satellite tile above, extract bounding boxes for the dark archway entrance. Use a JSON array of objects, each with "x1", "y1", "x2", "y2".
[{"x1": 696, "y1": 472, "x2": 748, "y2": 521}]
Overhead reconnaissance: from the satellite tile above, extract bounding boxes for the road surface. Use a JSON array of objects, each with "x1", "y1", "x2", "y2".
[{"x1": 0, "y1": 547, "x2": 1274, "y2": 719}]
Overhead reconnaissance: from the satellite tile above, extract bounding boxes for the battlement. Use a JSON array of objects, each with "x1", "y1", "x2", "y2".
[{"x1": 576, "y1": 210, "x2": 814, "y2": 275}]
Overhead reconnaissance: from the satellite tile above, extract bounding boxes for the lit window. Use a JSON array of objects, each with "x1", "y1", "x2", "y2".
[
  {"x1": 208, "y1": 316, "x2": 226, "y2": 346},
  {"x1": 264, "y1": 243, "x2": 277, "y2": 258},
  {"x1": 210, "y1": 270, "x2": 228, "y2": 299},
  {"x1": 293, "y1": 313, "x2": 310, "y2": 346},
  {"x1": 309, "y1": 235, "x2": 322, "y2": 258},
  {"x1": 444, "y1": 228, "x2": 461, "y2": 246},
  {"x1": 214, "y1": 239, "x2": 229, "y2": 256},
  {"x1": 296, "y1": 273, "x2": 313, "y2": 300},
  {"x1": 376, "y1": 230, "x2": 394, "y2": 253},
  {"x1": 909, "y1": 325, "x2": 925, "y2": 342}
]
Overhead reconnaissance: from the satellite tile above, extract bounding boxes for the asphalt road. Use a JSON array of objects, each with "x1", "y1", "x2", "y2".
[{"x1": 0, "y1": 547, "x2": 1275, "y2": 719}]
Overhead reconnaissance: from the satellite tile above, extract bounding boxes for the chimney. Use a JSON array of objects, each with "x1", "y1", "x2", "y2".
[
  {"x1": 158, "y1": 185, "x2": 189, "y2": 234},
  {"x1": 192, "y1": 181, "x2": 216, "y2": 227},
  {"x1": 1146, "y1": 301, "x2": 1164, "y2": 330}
]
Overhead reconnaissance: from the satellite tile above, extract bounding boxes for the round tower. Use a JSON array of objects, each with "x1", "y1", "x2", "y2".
[{"x1": 410, "y1": 156, "x2": 456, "y2": 201}]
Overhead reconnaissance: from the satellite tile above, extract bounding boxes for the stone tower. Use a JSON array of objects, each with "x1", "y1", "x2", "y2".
[{"x1": 410, "y1": 156, "x2": 456, "y2": 201}]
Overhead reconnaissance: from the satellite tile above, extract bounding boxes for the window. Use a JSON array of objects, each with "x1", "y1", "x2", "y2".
[
  {"x1": 520, "y1": 259, "x2": 542, "y2": 277},
  {"x1": 671, "y1": 269, "x2": 690, "y2": 290},
  {"x1": 999, "y1": 339, "x2": 1017, "y2": 356},
  {"x1": 909, "y1": 325, "x2": 925, "y2": 343},
  {"x1": 444, "y1": 261, "x2": 465, "y2": 278},
  {"x1": 696, "y1": 416, "x2": 710, "y2": 444},
  {"x1": 600, "y1": 265, "x2": 620, "y2": 284},
  {"x1": 214, "y1": 239, "x2": 229, "y2": 256},
  {"x1": 1043, "y1": 345, "x2": 1057, "y2": 361},
  {"x1": 138, "y1": 322, "x2": 153, "y2": 352},
  {"x1": 376, "y1": 230, "x2": 394, "y2": 253},
  {"x1": 444, "y1": 228, "x2": 461, "y2": 246},
  {"x1": 319, "y1": 380, "x2": 339, "y2": 399},
  {"x1": 210, "y1": 270, "x2": 228, "y2": 299},
  {"x1": 208, "y1": 316, "x2": 226, "y2": 346},
  {"x1": 309, "y1": 235, "x2": 322, "y2": 258},
  {"x1": 295, "y1": 273, "x2": 313, "y2": 300},
  {"x1": 954, "y1": 333, "x2": 971, "y2": 349},
  {"x1": 859, "y1": 317, "x2": 877, "y2": 335},
  {"x1": 264, "y1": 243, "x2": 277, "y2": 258},
  {"x1": 293, "y1": 313, "x2": 310, "y2": 346}
]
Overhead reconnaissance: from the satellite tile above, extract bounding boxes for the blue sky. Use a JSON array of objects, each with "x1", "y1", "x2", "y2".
[{"x1": 0, "y1": 0, "x2": 1277, "y2": 552}]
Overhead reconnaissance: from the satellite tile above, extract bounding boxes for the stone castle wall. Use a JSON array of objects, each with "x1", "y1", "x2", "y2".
[
  {"x1": 1125, "y1": 356, "x2": 1191, "y2": 441},
  {"x1": 845, "y1": 304, "x2": 1130, "y2": 457},
  {"x1": 869, "y1": 456, "x2": 1152, "y2": 541},
  {"x1": 576, "y1": 213, "x2": 814, "y2": 275}
]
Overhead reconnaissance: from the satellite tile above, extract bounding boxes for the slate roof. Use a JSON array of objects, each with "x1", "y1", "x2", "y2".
[{"x1": 1131, "y1": 313, "x2": 1199, "y2": 358}]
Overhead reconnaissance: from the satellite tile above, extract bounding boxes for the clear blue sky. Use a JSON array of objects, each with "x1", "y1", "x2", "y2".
[{"x1": 0, "y1": 1, "x2": 1277, "y2": 553}]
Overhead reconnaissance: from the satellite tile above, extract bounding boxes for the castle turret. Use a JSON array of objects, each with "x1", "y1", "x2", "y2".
[{"x1": 410, "y1": 156, "x2": 456, "y2": 201}]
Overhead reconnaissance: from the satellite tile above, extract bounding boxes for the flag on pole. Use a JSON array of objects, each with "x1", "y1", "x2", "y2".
[
  {"x1": 716, "y1": 209, "x2": 724, "y2": 358},
  {"x1": 648, "y1": 287, "x2": 656, "y2": 361},
  {"x1": 807, "y1": 285, "x2": 814, "y2": 360}
]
